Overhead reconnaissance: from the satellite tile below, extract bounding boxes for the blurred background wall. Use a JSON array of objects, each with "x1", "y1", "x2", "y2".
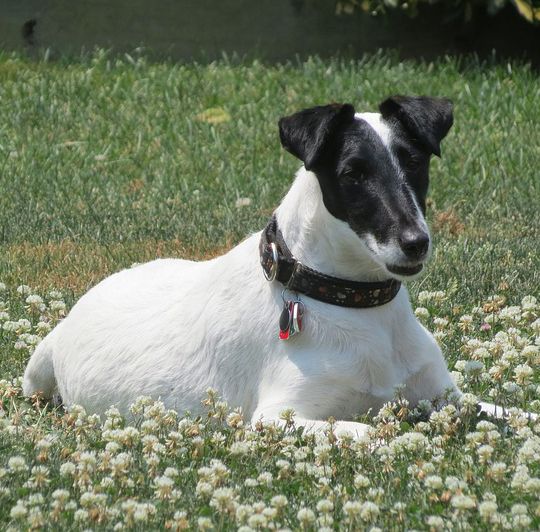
[{"x1": 1, "y1": 0, "x2": 539, "y2": 63}]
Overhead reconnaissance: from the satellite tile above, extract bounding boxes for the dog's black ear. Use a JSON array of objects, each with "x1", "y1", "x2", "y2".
[
  {"x1": 278, "y1": 103, "x2": 356, "y2": 170},
  {"x1": 379, "y1": 96, "x2": 453, "y2": 157}
]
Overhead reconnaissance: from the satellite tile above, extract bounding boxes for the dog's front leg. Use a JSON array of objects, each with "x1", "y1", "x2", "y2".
[
  {"x1": 478, "y1": 401, "x2": 538, "y2": 422},
  {"x1": 251, "y1": 408, "x2": 372, "y2": 441}
]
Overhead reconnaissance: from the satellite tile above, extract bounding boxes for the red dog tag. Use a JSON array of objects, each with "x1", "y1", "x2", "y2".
[
  {"x1": 279, "y1": 300, "x2": 304, "y2": 340},
  {"x1": 279, "y1": 301, "x2": 293, "y2": 340}
]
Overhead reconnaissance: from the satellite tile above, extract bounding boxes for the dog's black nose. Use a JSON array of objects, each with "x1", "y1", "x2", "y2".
[{"x1": 399, "y1": 231, "x2": 430, "y2": 260}]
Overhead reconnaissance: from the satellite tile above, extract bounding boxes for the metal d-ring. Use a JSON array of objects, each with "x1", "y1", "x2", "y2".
[{"x1": 264, "y1": 242, "x2": 279, "y2": 281}]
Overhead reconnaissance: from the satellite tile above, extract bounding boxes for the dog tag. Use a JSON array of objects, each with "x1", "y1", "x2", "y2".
[
  {"x1": 279, "y1": 301, "x2": 293, "y2": 340},
  {"x1": 292, "y1": 301, "x2": 304, "y2": 334},
  {"x1": 279, "y1": 300, "x2": 304, "y2": 340}
]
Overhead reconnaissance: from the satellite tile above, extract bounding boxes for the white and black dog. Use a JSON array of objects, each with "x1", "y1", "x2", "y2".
[{"x1": 24, "y1": 96, "x2": 507, "y2": 437}]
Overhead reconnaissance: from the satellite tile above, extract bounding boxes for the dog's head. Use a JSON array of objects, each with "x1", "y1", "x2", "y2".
[{"x1": 278, "y1": 96, "x2": 453, "y2": 279}]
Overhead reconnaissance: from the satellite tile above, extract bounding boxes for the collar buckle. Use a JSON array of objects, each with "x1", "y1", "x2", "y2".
[{"x1": 263, "y1": 242, "x2": 279, "y2": 281}]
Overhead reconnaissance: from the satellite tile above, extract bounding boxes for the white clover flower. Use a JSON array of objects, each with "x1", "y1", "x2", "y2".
[
  {"x1": 197, "y1": 466, "x2": 214, "y2": 482},
  {"x1": 27, "y1": 507, "x2": 45, "y2": 528},
  {"x1": 105, "y1": 441, "x2": 121, "y2": 454},
  {"x1": 100, "y1": 477, "x2": 114, "y2": 488},
  {"x1": 451, "y1": 494, "x2": 476, "y2": 510},
  {"x1": 517, "y1": 435, "x2": 540, "y2": 464},
  {"x1": 0, "y1": 282, "x2": 6, "y2": 292},
  {"x1": 523, "y1": 477, "x2": 540, "y2": 493},
  {"x1": 229, "y1": 441, "x2": 250, "y2": 455},
  {"x1": 459, "y1": 314, "x2": 473, "y2": 325},
  {"x1": 52, "y1": 489, "x2": 70, "y2": 501},
  {"x1": 48, "y1": 289, "x2": 63, "y2": 299},
  {"x1": 26, "y1": 494, "x2": 44, "y2": 507},
  {"x1": 141, "y1": 419, "x2": 159, "y2": 434},
  {"x1": 478, "y1": 500, "x2": 498, "y2": 520},
  {"x1": 521, "y1": 295, "x2": 538, "y2": 310},
  {"x1": 499, "y1": 306, "x2": 522, "y2": 322},
  {"x1": 270, "y1": 495, "x2": 288, "y2": 508},
  {"x1": 451, "y1": 371, "x2": 464, "y2": 387},
  {"x1": 464, "y1": 360, "x2": 484, "y2": 375},
  {"x1": 513, "y1": 514, "x2": 532, "y2": 528},
  {"x1": 418, "y1": 290, "x2": 445, "y2": 304},
  {"x1": 59, "y1": 461, "x2": 76, "y2": 476},
  {"x1": 10, "y1": 503, "x2": 27, "y2": 519},
  {"x1": 196, "y1": 481, "x2": 214, "y2": 498},
  {"x1": 7, "y1": 456, "x2": 27, "y2": 473},
  {"x1": 49, "y1": 300, "x2": 66, "y2": 312},
  {"x1": 477, "y1": 420, "x2": 497, "y2": 432},
  {"x1": 248, "y1": 514, "x2": 267, "y2": 528},
  {"x1": 0, "y1": 311, "x2": 9, "y2": 321},
  {"x1": 252, "y1": 501, "x2": 266, "y2": 513},
  {"x1": 17, "y1": 285, "x2": 31, "y2": 296},
  {"x1": 514, "y1": 364, "x2": 534, "y2": 385},
  {"x1": 502, "y1": 382, "x2": 521, "y2": 394},
  {"x1": 210, "y1": 487, "x2": 236, "y2": 512},
  {"x1": 135, "y1": 502, "x2": 156, "y2": 522},
  {"x1": 359, "y1": 501, "x2": 379, "y2": 522},
  {"x1": 154, "y1": 475, "x2": 175, "y2": 500},
  {"x1": 74, "y1": 509, "x2": 89, "y2": 522},
  {"x1": 22, "y1": 334, "x2": 41, "y2": 346},
  {"x1": 477, "y1": 444, "x2": 494, "y2": 463},
  {"x1": 473, "y1": 347, "x2": 490, "y2": 360},
  {"x1": 511, "y1": 465, "x2": 530, "y2": 490},
  {"x1": 510, "y1": 503, "x2": 528, "y2": 516},
  {"x1": 297, "y1": 507, "x2": 316, "y2": 525},
  {"x1": 460, "y1": 393, "x2": 479, "y2": 412},
  {"x1": 487, "y1": 462, "x2": 506, "y2": 483},
  {"x1": 354, "y1": 473, "x2": 370, "y2": 488},
  {"x1": 433, "y1": 317, "x2": 449, "y2": 329},
  {"x1": 433, "y1": 331, "x2": 447, "y2": 343},
  {"x1": 262, "y1": 507, "x2": 277, "y2": 520},
  {"x1": 25, "y1": 294, "x2": 44, "y2": 306},
  {"x1": 343, "y1": 500, "x2": 362, "y2": 519},
  {"x1": 257, "y1": 471, "x2": 272, "y2": 486},
  {"x1": 235, "y1": 504, "x2": 253, "y2": 523},
  {"x1": 16, "y1": 319, "x2": 31, "y2": 333},
  {"x1": 415, "y1": 307, "x2": 430, "y2": 319},
  {"x1": 426, "y1": 515, "x2": 445, "y2": 529},
  {"x1": 163, "y1": 466, "x2": 179, "y2": 478},
  {"x1": 424, "y1": 475, "x2": 443, "y2": 490},
  {"x1": 522, "y1": 345, "x2": 540, "y2": 363},
  {"x1": 316, "y1": 499, "x2": 334, "y2": 513},
  {"x1": 317, "y1": 517, "x2": 334, "y2": 529},
  {"x1": 445, "y1": 476, "x2": 467, "y2": 491}
]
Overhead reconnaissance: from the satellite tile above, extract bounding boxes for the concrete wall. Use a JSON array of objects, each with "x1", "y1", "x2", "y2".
[{"x1": 1, "y1": 0, "x2": 539, "y2": 62}]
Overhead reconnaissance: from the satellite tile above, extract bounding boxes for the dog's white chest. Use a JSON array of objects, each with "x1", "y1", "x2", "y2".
[{"x1": 258, "y1": 293, "x2": 427, "y2": 420}]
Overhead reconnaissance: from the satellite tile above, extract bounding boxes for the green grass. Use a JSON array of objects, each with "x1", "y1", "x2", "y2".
[{"x1": 0, "y1": 51, "x2": 539, "y2": 530}]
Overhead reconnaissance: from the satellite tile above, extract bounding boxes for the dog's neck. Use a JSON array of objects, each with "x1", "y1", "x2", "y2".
[{"x1": 275, "y1": 167, "x2": 390, "y2": 283}]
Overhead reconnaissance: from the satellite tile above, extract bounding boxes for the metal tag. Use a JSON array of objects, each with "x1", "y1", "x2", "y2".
[{"x1": 278, "y1": 298, "x2": 304, "y2": 340}]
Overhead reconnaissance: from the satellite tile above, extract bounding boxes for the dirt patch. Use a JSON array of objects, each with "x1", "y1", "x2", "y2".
[
  {"x1": 0, "y1": 239, "x2": 233, "y2": 295},
  {"x1": 432, "y1": 208, "x2": 466, "y2": 236}
]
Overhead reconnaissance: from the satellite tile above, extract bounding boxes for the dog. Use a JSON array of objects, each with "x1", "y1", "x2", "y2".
[{"x1": 23, "y1": 96, "x2": 508, "y2": 437}]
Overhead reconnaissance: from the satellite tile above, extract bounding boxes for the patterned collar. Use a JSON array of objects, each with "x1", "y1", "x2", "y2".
[{"x1": 259, "y1": 215, "x2": 401, "y2": 308}]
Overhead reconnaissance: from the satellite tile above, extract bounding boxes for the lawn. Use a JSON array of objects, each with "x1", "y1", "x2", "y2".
[{"x1": 0, "y1": 51, "x2": 539, "y2": 530}]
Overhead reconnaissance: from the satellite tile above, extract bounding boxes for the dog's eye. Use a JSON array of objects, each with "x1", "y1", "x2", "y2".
[
  {"x1": 340, "y1": 170, "x2": 365, "y2": 185},
  {"x1": 340, "y1": 161, "x2": 368, "y2": 183},
  {"x1": 398, "y1": 149, "x2": 422, "y2": 172}
]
